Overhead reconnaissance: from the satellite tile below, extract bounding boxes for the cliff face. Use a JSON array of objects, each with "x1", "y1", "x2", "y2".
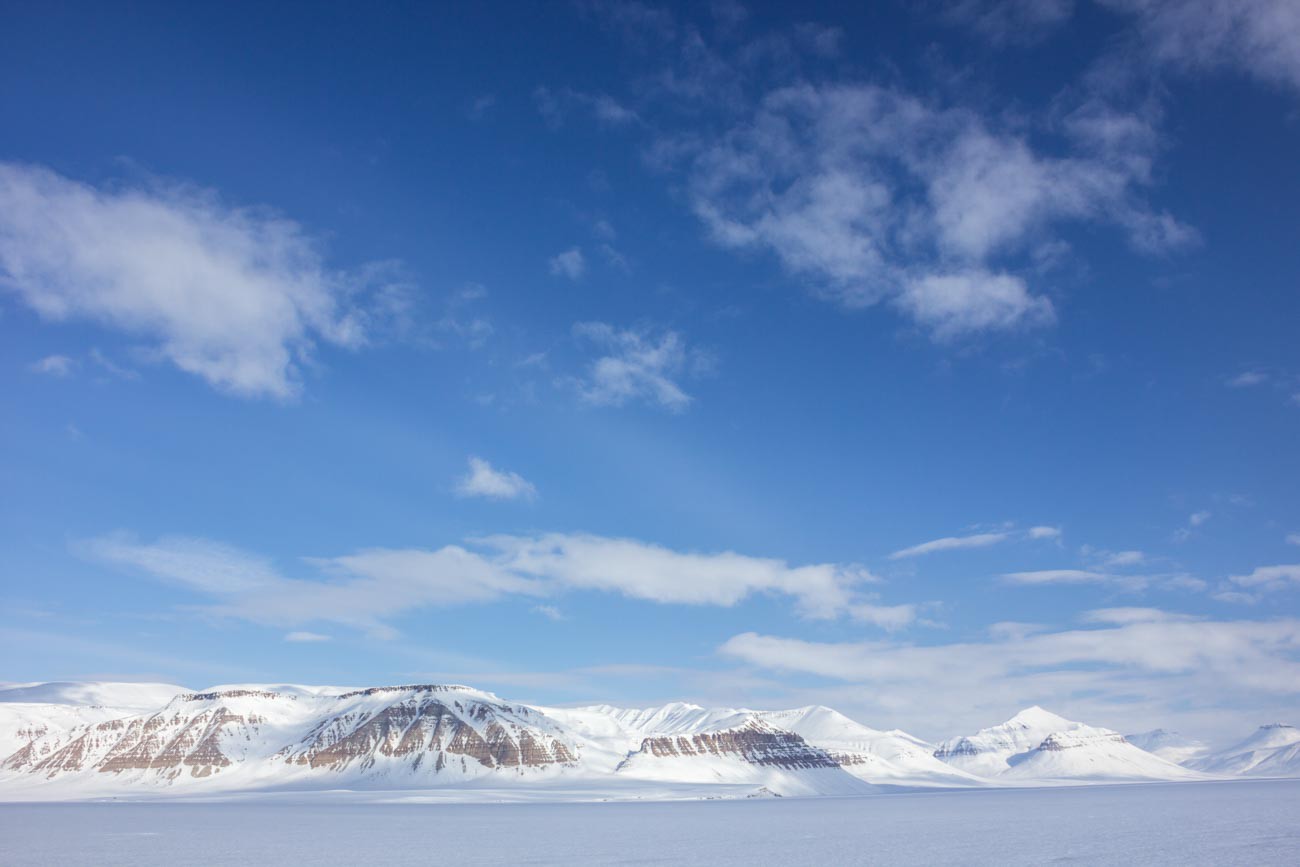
[
  {"x1": 1, "y1": 685, "x2": 580, "y2": 785},
  {"x1": 280, "y1": 686, "x2": 578, "y2": 773},
  {"x1": 622, "y1": 719, "x2": 839, "y2": 770}
]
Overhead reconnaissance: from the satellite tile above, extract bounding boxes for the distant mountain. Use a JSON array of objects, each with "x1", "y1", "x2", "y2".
[
  {"x1": 0, "y1": 681, "x2": 186, "y2": 710},
  {"x1": 933, "y1": 706, "x2": 1082, "y2": 777},
  {"x1": 935, "y1": 708, "x2": 1204, "y2": 782},
  {"x1": 1124, "y1": 729, "x2": 1208, "y2": 764},
  {"x1": 1190, "y1": 724, "x2": 1300, "y2": 777},
  {"x1": 0, "y1": 683, "x2": 1293, "y2": 801}
]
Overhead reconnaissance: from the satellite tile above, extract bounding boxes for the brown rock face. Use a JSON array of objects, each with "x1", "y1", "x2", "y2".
[
  {"x1": 285, "y1": 692, "x2": 577, "y2": 773},
  {"x1": 629, "y1": 720, "x2": 839, "y2": 769}
]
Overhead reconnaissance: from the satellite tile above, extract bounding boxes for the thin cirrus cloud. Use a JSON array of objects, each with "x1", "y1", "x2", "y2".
[
  {"x1": 455, "y1": 456, "x2": 538, "y2": 501},
  {"x1": 0, "y1": 162, "x2": 407, "y2": 400},
  {"x1": 283, "y1": 631, "x2": 331, "y2": 643},
  {"x1": 888, "y1": 525, "x2": 1058, "y2": 559},
  {"x1": 82, "y1": 531, "x2": 889, "y2": 636},
  {"x1": 28, "y1": 354, "x2": 77, "y2": 377}
]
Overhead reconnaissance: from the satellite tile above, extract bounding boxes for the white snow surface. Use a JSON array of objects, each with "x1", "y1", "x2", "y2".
[
  {"x1": 1191, "y1": 724, "x2": 1300, "y2": 777},
  {"x1": 1124, "y1": 728, "x2": 1209, "y2": 764},
  {"x1": 2, "y1": 781, "x2": 1299, "y2": 866}
]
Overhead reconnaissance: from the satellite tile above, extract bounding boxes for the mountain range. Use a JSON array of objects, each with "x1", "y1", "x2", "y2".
[{"x1": 1, "y1": 681, "x2": 1296, "y2": 801}]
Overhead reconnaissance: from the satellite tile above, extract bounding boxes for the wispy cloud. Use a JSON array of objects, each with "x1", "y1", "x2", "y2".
[
  {"x1": 569, "y1": 322, "x2": 698, "y2": 411},
  {"x1": 548, "y1": 247, "x2": 586, "y2": 280},
  {"x1": 1229, "y1": 564, "x2": 1300, "y2": 593},
  {"x1": 0, "y1": 162, "x2": 406, "y2": 400},
  {"x1": 889, "y1": 531, "x2": 1010, "y2": 559},
  {"x1": 283, "y1": 631, "x2": 331, "y2": 643},
  {"x1": 455, "y1": 456, "x2": 538, "y2": 501},
  {"x1": 28, "y1": 354, "x2": 77, "y2": 377},
  {"x1": 83, "y1": 531, "x2": 890, "y2": 635},
  {"x1": 889, "y1": 525, "x2": 1058, "y2": 559}
]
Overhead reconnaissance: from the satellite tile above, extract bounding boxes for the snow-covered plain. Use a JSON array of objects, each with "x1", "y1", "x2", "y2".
[{"x1": 1, "y1": 780, "x2": 1297, "y2": 866}]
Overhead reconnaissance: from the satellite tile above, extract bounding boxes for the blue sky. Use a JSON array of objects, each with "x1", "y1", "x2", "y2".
[{"x1": 1, "y1": 0, "x2": 1298, "y2": 742}]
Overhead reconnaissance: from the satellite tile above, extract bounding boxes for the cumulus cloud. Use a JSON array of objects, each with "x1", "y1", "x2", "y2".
[
  {"x1": 570, "y1": 322, "x2": 696, "y2": 411},
  {"x1": 84, "y1": 531, "x2": 885, "y2": 634},
  {"x1": 0, "y1": 162, "x2": 402, "y2": 399},
  {"x1": 455, "y1": 457, "x2": 538, "y2": 501},
  {"x1": 678, "y1": 81, "x2": 1190, "y2": 339},
  {"x1": 548, "y1": 247, "x2": 587, "y2": 280}
]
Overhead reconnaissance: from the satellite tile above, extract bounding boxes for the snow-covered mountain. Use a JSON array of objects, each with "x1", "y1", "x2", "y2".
[
  {"x1": 1124, "y1": 729, "x2": 1208, "y2": 764},
  {"x1": 934, "y1": 708, "x2": 1204, "y2": 782},
  {"x1": 1, "y1": 683, "x2": 1293, "y2": 800},
  {"x1": 1190, "y1": 724, "x2": 1300, "y2": 777},
  {"x1": 933, "y1": 706, "x2": 1083, "y2": 777}
]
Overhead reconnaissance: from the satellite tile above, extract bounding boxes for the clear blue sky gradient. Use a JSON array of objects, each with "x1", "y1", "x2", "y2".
[{"x1": 1, "y1": 1, "x2": 1297, "y2": 741}]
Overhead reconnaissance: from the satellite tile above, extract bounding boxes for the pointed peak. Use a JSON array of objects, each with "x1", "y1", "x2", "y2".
[{"x1": 1007, "y1": 705, "x2": 1074, "y2": 727}]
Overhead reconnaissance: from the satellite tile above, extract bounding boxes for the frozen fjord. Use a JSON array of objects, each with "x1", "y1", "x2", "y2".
[{"x1": 2, "y1": 779, "x2": 1298, "y2": 866}]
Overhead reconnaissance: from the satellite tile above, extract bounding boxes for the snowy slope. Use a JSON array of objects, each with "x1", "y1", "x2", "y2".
[
  {"x1": 1190, "y1": 724, "x2": 1300, "y2": 777},
  {"x1": 933, "y1": 706, "x2": 1083, "y2": 777},
  {"x1": 935, "y1": 708, "x2": 1204, "y2": 782},
  {"x1": 1124, "y1": 729, "x2": 1208, "y2": 764},
  {"x1": 0, "y1": 682, "x2": 186, "y2": 709},
  {"x1": 999, "y1": 725, "x2": 1206, "y2": 782},
  {"x1": 755, "y1": 706, "x2": 983, "y2": 786}
]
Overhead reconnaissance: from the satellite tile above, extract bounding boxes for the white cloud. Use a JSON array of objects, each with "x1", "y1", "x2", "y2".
[
  {"x1": 548, "y1": 247, "x2": 586, "y2": 280},
  {"x1": 1027, "y1": 525, "x2": 1063, "y2": 540},
  {"x1": 679, "y1": 81, "x2": 1190, "y2": 338},
  {"x1": 29, "y1": 354, "x2": 77, "y2": 377},
  {"x1": 0, "y1": 162, "x2": 397, "y2": 399},
  {"x1": 1105, "y1": 0, "x2": 1300, "y2": 93},
  {"x1": 889, "y1": 531, "x2": 1010, "y2": 559},
  {"x1": 1190, "y1": 510, "x2": 1212, "y2": 526},
  {"x1": 533, "y1": 604, "x2": 566, "y2": 622},
  {"x1": 1001, "y1": 568, "x2": 1116, "y2": 585},
  {"x1": 941, "y1": 0, "x2": 1076, "y2": 45},
  {"x1": 1228, "y1": 370, "x2": 1268, "y2": 387},
  {"x1": 1101, "y1": 549, "x2": 1145, "y2": 567},
  {"x1": 81, "y1": 533, "x2": 282, "y2": 595},
  {"x1": 718, "y1": 614, "x2": 1300, "y2": 739},
  {"x1": 570, "y1": 322, "x2": 695, "y2": 411},
  {"x1": 896, "y1": 270, "x2": 1055, "y2": 340},
  {"x1": 1081, "y1": 607, "x2": 1200, "y2": 625},
  {"x1": 848, "y1": 602, "x2": 919, "y2": 632},
  {"x1": 1229, "y1": 564, "x2": 1300, "y2": 592},
  {"x1": 455, "y1": 457, "x2": 537, "y2": 501},
  {"x1": 283, "y1": 631, "x2": 331, "y2": 643},
  {"x1": 1288, "y1": 533, "x2": 1300, "y2": 546},
  {"x1": 85, "y1": 531, "x2": 883, "y2": 633},
  {"x1": 478, "y1": 532, "x2": 871, "y2": 619}
]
